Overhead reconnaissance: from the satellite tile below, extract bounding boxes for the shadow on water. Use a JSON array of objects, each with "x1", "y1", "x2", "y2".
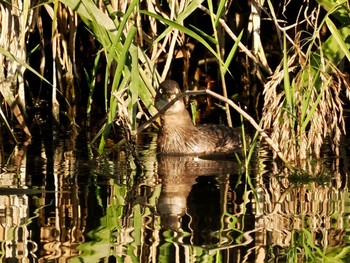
[{"x1": 0, "y1": 129, "x2": 350, "y2": 262}]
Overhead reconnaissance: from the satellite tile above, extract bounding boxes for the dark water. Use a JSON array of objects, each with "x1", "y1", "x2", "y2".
[{"x1": 0, "y1": 131, "x2": 349, "y2": 262}]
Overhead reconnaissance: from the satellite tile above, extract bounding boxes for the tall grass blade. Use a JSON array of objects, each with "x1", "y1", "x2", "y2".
[
  {"x1": 0, "y1": 46, "x2": 51, "y2": 85},
  {"x1": 60, "y1": 0, "x2": 116, "y2": 31},
  {"x1": 283, "y1": 33, "x2": 292, "y2": 111},
  {"x1": 215, "y1": 0, "x2": 227, "y2": 26},
  {"x1": 300, "y1": 68, "x2": 320, "y2": 127},
  {"x1": 113, "y1": 0, "x2": 138, "y2": 44},
  {"x1": 130, "y1": 42, "x2": 139, "y2": 130},
  {"x1": 301, "y1": 77, "x2": 330, "y2": 131},
  {"x1": 98, "y1": 26, "x2": 137, "y2": 154},
  {"x1": 149, "y1": 0, "x2": 205, "y2": 43},
  {"x1": 139, "y1": 10, "x2": 227, "y2": 72},
  {"x1": 0, "y1": 82, "x2": 31, "y2": 138},
  {"x1": 223, "y1": 30, "x2": 244, "y2": 75},
  {"x1": 188, "y1": 25, "x2": 217, "y2": 45},
  {"x1": 0, "y1": 107, "x2": 19, "y2": 144},
  {"x1": 316, "y1": 0, "x2": 350, "y2": 25},
  {"x1": 325, "y1": 18, "x2": 350, "y2": 63},
  {"x1": 84, "y1": 51, "x2": 101, "y2": 128}
]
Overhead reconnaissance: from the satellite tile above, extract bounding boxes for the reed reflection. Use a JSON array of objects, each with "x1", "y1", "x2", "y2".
[
  {"x1": 0, "y1": 142, "x2": 34, "y2": 262},
  {"x1": 0, "y1": 131, "x2": 92, "y2": 262},
  {"x1": 255, "y1": 158, "x2": 350, "y2": 261},
  {"x1": 28, "y1": 132, "x2": 82, "y2": 261}
]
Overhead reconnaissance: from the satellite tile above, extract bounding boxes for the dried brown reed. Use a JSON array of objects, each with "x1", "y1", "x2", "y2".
[{"x1": 261, "y1": 1, "x2": 350, "y2": 162}]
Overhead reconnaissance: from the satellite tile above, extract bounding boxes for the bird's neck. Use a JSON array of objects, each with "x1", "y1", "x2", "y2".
[{"x1": 161, "y1": 109, "x2": 195, "y2": 129}]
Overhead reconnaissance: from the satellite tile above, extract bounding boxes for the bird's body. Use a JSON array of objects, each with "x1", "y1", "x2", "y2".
[{"x1": 155, "y1": 80, "x2": 241, "y2": 155}]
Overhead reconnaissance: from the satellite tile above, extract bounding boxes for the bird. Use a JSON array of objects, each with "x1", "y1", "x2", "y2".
[{"x1": 155, "y1": 80, "x2": 242, "y2": 155}]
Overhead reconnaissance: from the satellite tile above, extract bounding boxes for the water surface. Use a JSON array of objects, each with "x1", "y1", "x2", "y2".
[{"x1": 0, "y1": 131, "x2": 349, "y2": 262}]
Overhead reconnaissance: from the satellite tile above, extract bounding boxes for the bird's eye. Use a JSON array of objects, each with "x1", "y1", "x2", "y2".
[{"x1": 159, "y1": 88, "x2": 163, "y2": 94}]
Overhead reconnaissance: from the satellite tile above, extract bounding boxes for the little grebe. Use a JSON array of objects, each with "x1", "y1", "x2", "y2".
[{"x1": 155, "y1": 80, "x2": 241, "y2": 155}]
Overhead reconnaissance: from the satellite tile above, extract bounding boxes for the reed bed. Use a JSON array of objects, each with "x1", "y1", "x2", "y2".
[{"x1": 0, "y1": 0, "x2": 349, "y2": 164}]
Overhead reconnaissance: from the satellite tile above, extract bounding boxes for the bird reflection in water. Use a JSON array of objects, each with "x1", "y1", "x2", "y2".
[{"x1": 156, "y1": 154, "x2": 241, "y2": 237}]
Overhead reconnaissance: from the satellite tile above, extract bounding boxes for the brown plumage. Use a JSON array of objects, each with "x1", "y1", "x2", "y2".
[{"x1": 155, "y1": 80, "x2": 241, "y2": 155}]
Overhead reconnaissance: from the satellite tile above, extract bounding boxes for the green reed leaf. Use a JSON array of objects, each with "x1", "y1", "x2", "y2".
[
  {"x1": 140, "y1": 10, "x2": 218, "y2": 61},
  {"x1": 223, "y1": 30, "x2": 243, "y2": 75},
  {"x1": 215, "y1": 0, "x2": 226, "y2": 26},
  {"x1": 189, "y1": 24, "x2": 217, "y2": 45},
  {"x1": 301, "y1": 76, "x2": 330, "y2": 131},
  {"x1": 0, "y1": 107, "x2": 19, "y2": 143},
  {"x1": 140, "y1": 10, "x2": 229, "y2": 76},
  {"x1": 316, "y1": 0, "x2": 350, "y2": 26},
  {"x1": 98, "y1": 26, "x2": 136, "y2": 154},
  {"x1": 283, "y1": 32, "x2": 292, "y2": 112},
  {"x1": 85, "y1": 51, "x2": 101, "y2": 127},
  {"x1": 60, "y1": 0, "x2": 116, "y2": 31},
  {"x1": 150, "y1": 0, "x2": 205, "y2": 43},
  {"x1": 114, "y1": 0, "x2": 138, "y2": 46},
  {"x1": 325, "y1": 18, "x2": 350, "y2": 63},
  {"x1": 300, "y1": 67, "x2": 320, "y2": 127},
  {"x1": 0, "y1": 46, "x2": 51, "y2": 85},
  {"x1": 130, "y1": 42, "x2": 139, "y2": 105}
]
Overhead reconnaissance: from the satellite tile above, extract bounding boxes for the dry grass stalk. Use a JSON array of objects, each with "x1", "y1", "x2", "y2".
[
  {"x1": 0, "y1": 1, "x2": 26, "y2": 106},
  {"x1": 262, "y1": 51, "x2": 350, "y2": 161},
  {"x1": 261, "y1": 1, "x2": 350, "y2": 162},
  {"x1": 44, "y1": 3, "x2": 78, "y2": 125},
  {"x1": 199, "y1": 4, "x2": 272, "y2": 75},
  {"x1": 0, "y1": 1, "x2": 32, "y2": 137},
  {"x1": 0, "y1": 0, "x2": 28, "y2": 108}
]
